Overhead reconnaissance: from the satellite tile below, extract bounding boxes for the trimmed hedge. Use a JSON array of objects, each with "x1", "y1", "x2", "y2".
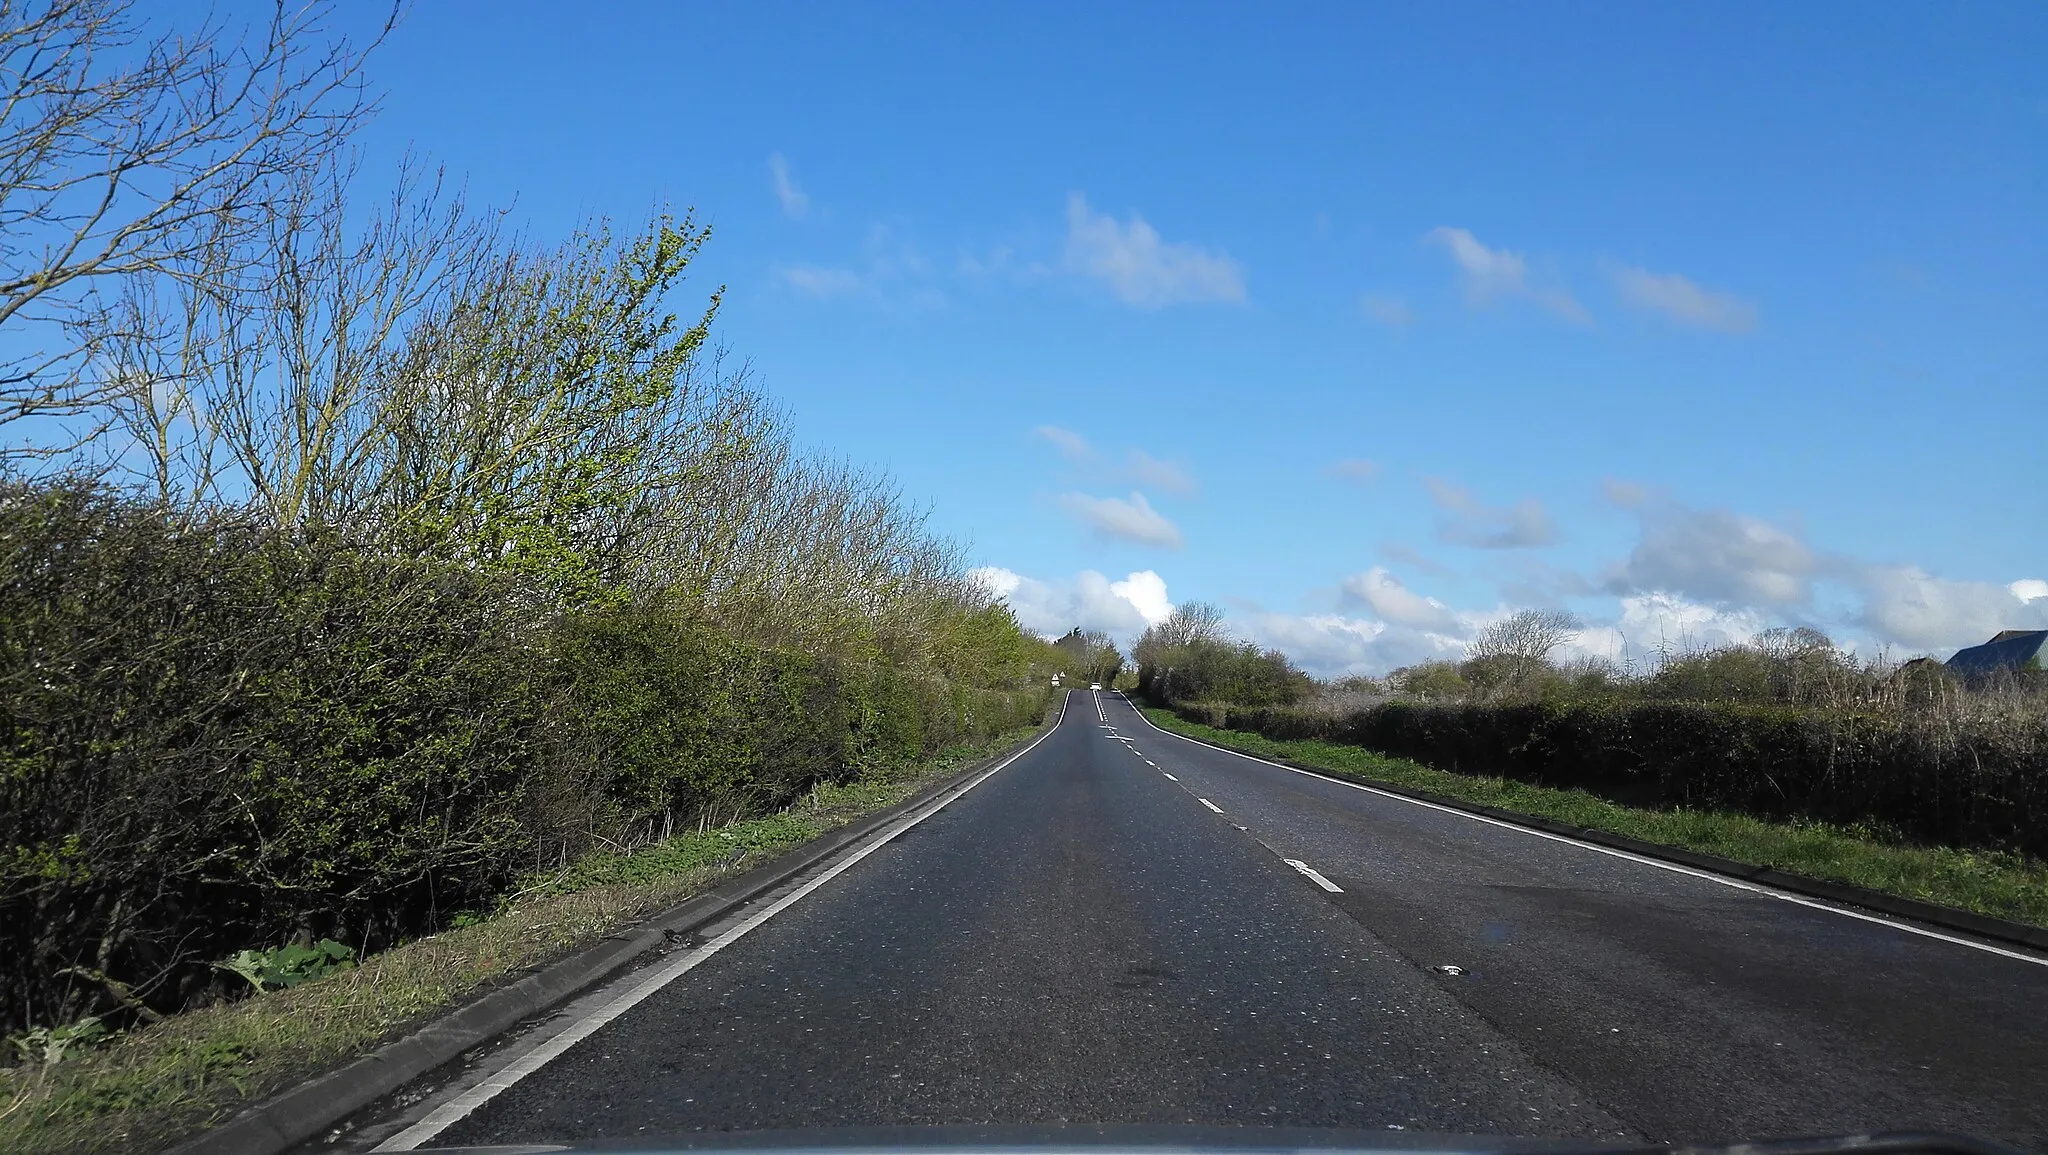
[
  {"x1": 0, "y1": 480, "x2": 1043, "y2": 1035},
  {"x1": 1171, "y1": 698, "x2": 2048, "y2": 858}
]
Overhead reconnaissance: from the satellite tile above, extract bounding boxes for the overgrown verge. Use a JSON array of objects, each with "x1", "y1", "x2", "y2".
[
  {"x1": 0, "y1": 723, "x2": 1042, "y2": 1155},
  {"x1": 1143, "y1": 706, "x2": 2048, "y2": 931},
  {"x1": 1166, "y1": 696, "x2": 2048, "y2": 859}
]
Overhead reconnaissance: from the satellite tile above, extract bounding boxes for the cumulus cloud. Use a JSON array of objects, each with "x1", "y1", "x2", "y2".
[
  {"x1": 1061, "y1": 194, "x2": 1246, "y2": 308},
  {"x1": 1854, "y1": 566, "x2": 2048, "y2": 651},
  {"x1": 1425, "y1": 227, "x2": 1588, "y2": 323},
  {"x1": 1359, "y1": 294, "x2": 1413, "y2": 328},
  {"x1": 1601, "y1": 501, "x2": 1815, "y2": 606},
  {"x1": 1339, "y1": 566, "x2": 1461, "y2": 630},
  {"x1": 1236, "y1": 611, "x2": 1469, "y2": 677},
  {"x1": 1059, "y1": 491, "x2": 1184, "y2": 549},
  {"x1": 1124, "y1": 449, "x2": 1197, "y2": 496},
  {"x1": 1111, "y1": 570, "x2": 1174, "y2": 624},
  {"x1": 1327, "y1": 458, "x2": 1381, "y2": 483},
  {"x1": 1426, "y1": 479, "x2": 1560, "y2": 549},
  {"x1": 1548, "y1": 593, "x2": 1771, "y2": 668},
  {"x1": 768, "y1": 153, "x2": 808, "y2": 218},
  {"x1": 1607, "y1": 263, "x2": 1757, "y2": 333},
  {"x1": 969, "y1": 566, "x2": 1172, "y2": 641},
  {"x1": 1034, "y1": 425, "x2": 1090, "y2": 458}
]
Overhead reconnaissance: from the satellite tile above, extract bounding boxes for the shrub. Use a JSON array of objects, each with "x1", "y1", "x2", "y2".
[{"x1": 1172, "y1": 696, "x2": 2048, "y2": 858}]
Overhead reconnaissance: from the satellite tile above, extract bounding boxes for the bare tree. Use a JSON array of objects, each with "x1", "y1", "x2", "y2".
[
  {"x1": 0, "y1": 0, "x2": 387, "y2": 454},
  {"x1": 1466, "y1": 608, "x2": 1581, "y2": 687}
]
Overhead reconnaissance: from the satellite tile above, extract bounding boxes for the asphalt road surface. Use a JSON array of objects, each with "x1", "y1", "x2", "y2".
[{"x1": 395, "y1": 690, "x2": 2048, "y2": 1151}]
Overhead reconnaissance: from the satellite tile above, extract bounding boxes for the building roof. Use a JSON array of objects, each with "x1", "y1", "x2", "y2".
[{"x1": 1945, "y1": 630, "x2": 2048, "y2": 678}]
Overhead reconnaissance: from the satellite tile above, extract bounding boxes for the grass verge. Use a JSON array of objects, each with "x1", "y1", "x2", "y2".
[
  {"x1": 1142, "y1": 706, "x2": 2048, "y2": 931},
  {"x1": 0, "y1": 723, "x2": 1043, "y2": 1155}
]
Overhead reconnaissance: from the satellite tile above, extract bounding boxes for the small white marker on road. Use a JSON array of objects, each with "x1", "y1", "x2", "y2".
[
  {"x1": 1162, "y1": 772, "x2": 1177, "y2": 781},
  {"x1": 1284, "y1": 858, "x2": 1345, "y2": 893},
  {"x1": 1198, "y1": 798, "x2": 1223, "y2": 813}
]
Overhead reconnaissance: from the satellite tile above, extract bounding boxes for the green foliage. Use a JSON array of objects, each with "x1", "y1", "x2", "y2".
[
  {"x1": 1146, "y1": 707, "x2": 2048, "y2": 930},
  {"x1": 7, "y1": 1016, "x2": 109, "y2": 1068},
  {"x1": 1168, "y1": 695, "x2": 2048, "y2": 858},
  {"x1": 215, "y1": 941, "x2": 355, "y2": 994},
  {"x1": 0, "y1": 478, "x2": 1046, "y2": 1041}
]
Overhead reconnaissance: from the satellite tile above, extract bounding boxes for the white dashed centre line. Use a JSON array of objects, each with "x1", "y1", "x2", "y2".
[
  {"x1": 1285, "y1": 859, "x2": 1345, "y2": 893},
  {"x1": 1162, "y1": 772, "x2": 1178, "y2": 781},
  {"x1": 1198, "y1": 798, "x2": 1223, "y2": 813}
]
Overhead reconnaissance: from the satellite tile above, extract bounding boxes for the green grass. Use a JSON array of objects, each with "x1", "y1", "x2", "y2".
[
  {"x1": 1142, "y1": 706, "x2": 2048, "y2": 931},
  {"x1": 0, "y1": 724, "x2": 1043, "y2": 1155}
]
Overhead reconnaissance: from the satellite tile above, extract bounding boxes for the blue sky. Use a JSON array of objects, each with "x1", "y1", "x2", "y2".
[{"x1": 335, "y1": 1, "x2": 2044, "y2": 673}]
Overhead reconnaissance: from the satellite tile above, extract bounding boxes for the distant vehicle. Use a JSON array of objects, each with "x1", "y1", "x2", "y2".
[{"x1": 1090, "y1": 682, "x2": 1101, "y2": 690}]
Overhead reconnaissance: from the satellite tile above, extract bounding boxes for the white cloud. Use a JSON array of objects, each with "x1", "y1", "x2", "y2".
[
  {"x1": 970, "y1": 566, "x2": 1172, "y2": 642},
  {"x1": 1034, "y1": 425, "x2": 1091, "y2": 458},
  {"x1": 1327, "y1": 458, "x2": 1381, "y2": 482},
  {"x1": 768, "y1": 153, "x2": 808, "y2": 218},
  {"x1": 1111, "y1": 570, "x2": 1174, "y2": 624},
  {"x1": 1425, "y1": 227, "x2": 1588, "y2": 323},
  {"x1": 1237, "y1": 611, "x2": 1470, "y2": 677},
  {"x1": 1602, "y1": 501, "x2": 1815, "y2": 606},
  {"x1": 1058, "y1": 491, "x2": 1184, "y2": 549},
  {"x1": 1359, "y1": 294, "x2": 1413, "y2": 328},
  {"x1": 1855, "y1": 566, "x2": 2048, "y2": 651},
  {"x1": 1124, "y1": 449, "x2": 1197, "y2": 497},
  {"x1": 1061, "y1": 194, "x2": 1246, "y2": 308},
  {"x1": 779, "y1": 265, "x2": 863, "y2": 298},
  {"x1": 1607, "y1": 263, "x2": 1757, "y2": 333},
  {"x1": 1540, "y1": 593, "x2": 1772, "y2": 671},
  {"x1": 1339, "y1": 566, "x2": 1461, "y2": 631},
  {"x1": 1426, "y1": 479, "x2": 1560, "y2": 549}
]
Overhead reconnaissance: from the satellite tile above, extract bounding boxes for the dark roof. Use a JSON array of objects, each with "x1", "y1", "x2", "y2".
[{"x1": 1945, "y1": 630, "x2": 2048, "y2": 677}]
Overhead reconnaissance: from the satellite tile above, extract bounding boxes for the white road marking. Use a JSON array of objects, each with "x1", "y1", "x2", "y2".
[
  {"x1": 375, "y1": 696, "x2": 1071, "y2": 1149},
  {"x1": 1162, "y1": 772, "x2": 1178, "y2": 781},
  {"x1": 1198, "y1": 798, "x2": 1223, "y2": 813},
  {"x1": 1119, "y1": 699, "x2": 2048, "y2": 969},
  {"x1": 1285, "y1": 858, "x2": 1345, "y2": 893}
]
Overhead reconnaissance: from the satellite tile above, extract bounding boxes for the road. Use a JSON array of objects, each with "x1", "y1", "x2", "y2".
[{"x1": 379, "y1": 690, "x2": 2048, "y2": 1151}]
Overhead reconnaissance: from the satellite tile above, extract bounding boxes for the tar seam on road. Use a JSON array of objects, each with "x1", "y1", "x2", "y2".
[
  {"x1": 372, "y1": 697, "x2": 1071, "y2": 1151},
  {"x1": 1114, "y1": 693, "x2": 2048, "y2": 969},
  {"x1": 1285, "y1": 858, "x2": 1345, "y2": 893}
]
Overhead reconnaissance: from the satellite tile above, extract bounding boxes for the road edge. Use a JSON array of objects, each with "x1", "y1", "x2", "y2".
[
  {"x1": 1125, "y1": 697, "x2": 2048, "y2": 956},
  {"x1": 158, "y1": 703, "x2": 1067, "y2": 1155}
]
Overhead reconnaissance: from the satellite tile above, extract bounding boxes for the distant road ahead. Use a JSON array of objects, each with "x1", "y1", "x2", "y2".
[{"x1": 385, "y1": 690, "x2": 2048, "y2": 1151}]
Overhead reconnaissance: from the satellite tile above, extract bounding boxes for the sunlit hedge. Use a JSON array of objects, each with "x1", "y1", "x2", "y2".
[{"x1": 0, "y1": 480, "x2": 1045, "y2": 1035}]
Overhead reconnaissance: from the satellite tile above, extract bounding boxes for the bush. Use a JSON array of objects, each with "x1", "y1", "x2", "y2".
[
  {"x1": 0, "y1": 479, "x2": 1048, "y2": 1037},
  {"x1": 1, "y1": 481, "x2": 558, "y2": 1034},
  {"x1": 1170, "y1": 695, "x2": 2048, "y2": 858}
]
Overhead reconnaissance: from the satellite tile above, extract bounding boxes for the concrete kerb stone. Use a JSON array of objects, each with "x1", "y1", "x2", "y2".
[{"x1": 156, "y1": 717, "x2": 1057, "y2": 1155}]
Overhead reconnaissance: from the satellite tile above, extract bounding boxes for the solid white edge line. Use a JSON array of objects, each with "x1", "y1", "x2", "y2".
[
  {"x1": 376, "y1": 694, "x2": 1073, "y2": 1150},
  {"x1": 1112, "y1": 692, "x2": 2048, "y2": 969},
  {"x1": 1285, "y1": 858, "x2": 1345, "y2": 893},
  {"x1": 1198, "y1": 798, "x2": 1223, "y2": 813}
]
